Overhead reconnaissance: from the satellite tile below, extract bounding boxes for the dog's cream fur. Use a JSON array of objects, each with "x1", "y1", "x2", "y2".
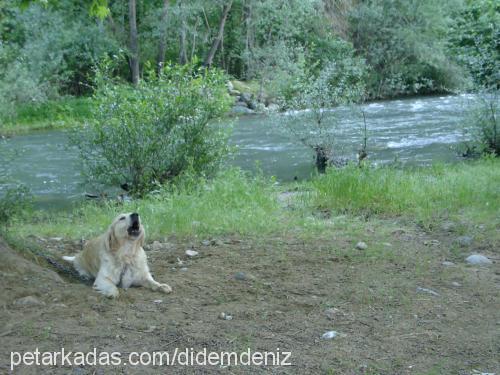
[{"x1": 63, "y1": 213, "x2": 172, "y2": 298}]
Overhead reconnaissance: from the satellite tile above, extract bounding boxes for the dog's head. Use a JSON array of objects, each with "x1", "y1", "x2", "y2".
[{"x1": 107, "y1": 212, "x2": 145, "y2": 251}]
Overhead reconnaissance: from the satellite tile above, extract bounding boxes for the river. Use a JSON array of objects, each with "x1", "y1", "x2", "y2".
[{"x1": 1, "y1": 94, "x2": 474, "y2": 209}]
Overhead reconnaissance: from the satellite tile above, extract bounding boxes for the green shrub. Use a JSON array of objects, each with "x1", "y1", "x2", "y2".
[
  {"x1": 72, "y1": 62, "x2": 232, "y2": 196},
  {"x1": 448, "y1": 0, "x2": 500, "y2": 88},
  {"x1": 278, "y1": 52, "x2": 367, "y2": 171},
  {"x1": 461, "y1": 91, "x2": 499, "y2": 157},
  {"x1": 0, "y1": 185, "x2": 33, "y2": 225},
  {"x1": 349, "y1": 0, "x2": 467, "y2": 98}
]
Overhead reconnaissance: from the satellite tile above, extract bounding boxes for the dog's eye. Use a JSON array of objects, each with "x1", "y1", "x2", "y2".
[{"x1": 119, "y1": 216, "x2": 126, "y2": 221}]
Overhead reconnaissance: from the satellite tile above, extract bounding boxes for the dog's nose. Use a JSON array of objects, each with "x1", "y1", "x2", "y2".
[{"x1": 130, "y1": 213, "x2": 139, "y2": 222}]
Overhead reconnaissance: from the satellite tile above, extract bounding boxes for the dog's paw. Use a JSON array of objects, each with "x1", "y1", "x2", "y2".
[
  {"x1": 93, "y1": 284, "x2": 119, "y2": 298},
  {"x1": 158, "y1": 283, "x2": 172, "y2": 294}
]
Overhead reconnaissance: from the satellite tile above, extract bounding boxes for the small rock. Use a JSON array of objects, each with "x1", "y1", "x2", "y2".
[
  {"x1": 424, "y1": 239, "x2": 440, "y2": 246},
  {"x1": 416, "y1": 287, "x2": 440, "y2": 296},
  {"x1": 212, "y1": 239, "x2": 223, "y2": 246},
  {"x1": 440, "y1": 222, "x2": 456, "y2": 232},
  {"x1": 185, "y1": 250, "x2": 199, "y2": 257},
  {"x1": 228, "y1": 89, "x2": 241, "y2": 96},
  {"x1": 201, "y1": 240, "x2": 211, "y2": 246},
  {"x1": 355, "y1": 241, "x2": 368, "y2": 250},
  {"x1": 441, "y1": 261, "x2": 455, "y2": 267},
  {"x1": 50, "y1": 237, "x2": 63, "y2": 242},
  {"x1": 455, "y1": 236, "x2": 473, "y2": 247},
  {"x1": 233, "y1": 272, "x2": 249, "y2": 281},
  {"x1": 235, "y1": 100, "x2": 249, "y2": 107},
  {"x1": 465, "y1": 254, "x2": 492, "y2": 265},
  {"x1": 180, "y1": 267, "x2": 188, "y2": 272},
  {"x1": 153, "y1": 299, "x2": 163, "y2": 304},
  {"x1": 151, "y1": 241, "x2": 163, "y2": 251},
  {"x1": 231, "y1": 105, "x2": 255, "y2": 115},
  {"x1": 321, "y1": 331, "x2": 341, "y2": 340},
  {"x1": 451, "y1": 282, "x2": 461, "y2": 287},
  {"x1": 240, "y1": 92, "x2": 253, "y2": 105},
  {"x1": 219, "y1": 312, "x2": 233, "y2": 321},
  {"x1": 324, "y1": 308, "x2": 341, "y2": 320},
  {"x1": 266, "y1": 103, "x2": 280, "y2": 113},
  {"x1": 14, "y1": 296, "x2": 45, "y2": 307}
]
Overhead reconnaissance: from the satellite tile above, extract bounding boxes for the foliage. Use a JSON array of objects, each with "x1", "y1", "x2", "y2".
[
  {"x1": 278, "y1": 47, "x2": 367, "y2": 169},
  {"x1": 0, "y1": 186, "x2": 33, "y2": 225},
  {"x1": 72, "y1": 61, "x2": 232, "y2": 196},
  {"x1": 0, "y1": 1, "x2": 118, "y2": 120},
  {"x1": 460, "y1": 91, "x2": 499, "y2": 157},
  {"x1": 448, "y1": 0, "x2": 500, "y2": 88},
  {"x1": 348, "y1": 0, "x2": 467, "y2": 98}
]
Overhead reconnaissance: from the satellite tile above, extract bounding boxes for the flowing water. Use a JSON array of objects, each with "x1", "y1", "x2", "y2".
[{"x1": 1, "y1": 94, "x2": 474, "y2": 209}]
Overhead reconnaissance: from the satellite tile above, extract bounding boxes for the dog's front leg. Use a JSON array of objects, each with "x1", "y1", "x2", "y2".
[
  {"x1": 134, "y1": 250, "x2": 172, "y2": 294},
  {"x1": 142, "y1": 272, "x2": 172, "y2": 294},
  {"x1": 93, "y1": 269, "x2": 120, "y2": 298}
]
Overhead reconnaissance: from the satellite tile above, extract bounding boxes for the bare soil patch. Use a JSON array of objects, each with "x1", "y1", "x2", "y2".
[{"x1": 0, "y1": 223, "x2": 498, "y2": 374}]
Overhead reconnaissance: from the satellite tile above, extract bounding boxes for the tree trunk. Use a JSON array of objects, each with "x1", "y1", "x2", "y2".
[
  {"x1": 178, "y1": 0, "x2": 187, "y2": 65},
  {"x1": 156, "y1": 0, "x2": 170, "y2": 74},
  {"x1": 128, "y1": 0, "x2": 139, "y2": 85},
  {"x1": 203, "y1": 0, "x2": 232, "y2": 67},
  {"x1": 314, "y1": 146, "x2": 329, "y2": 174},
  {"x1": 179, "y1": 21, "x2": 188, "y2": 64}
]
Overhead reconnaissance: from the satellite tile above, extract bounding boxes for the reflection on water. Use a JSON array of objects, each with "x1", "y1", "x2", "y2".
[{"x1": 2, "y1": 94, "x2": 474, "y2": 208}]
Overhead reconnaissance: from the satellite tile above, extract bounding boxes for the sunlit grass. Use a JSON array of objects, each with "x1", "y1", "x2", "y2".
[
  {"x1": 308, "y1": 158, "x2": 500, "y2": 229},
  {"x1": 1, "y1": 97, "x2": 92, "y2": 135},
  {"x1": 12, "y1": 169, "x2": 285, "y2": 239},
  {"x1": 9, "y1": 159, "x2": 500, "y2": 243}
]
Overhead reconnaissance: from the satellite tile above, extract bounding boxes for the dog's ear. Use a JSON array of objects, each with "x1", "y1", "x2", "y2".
[{"x1": 107, "y1": 228, "x2": 119, "y2": 252}]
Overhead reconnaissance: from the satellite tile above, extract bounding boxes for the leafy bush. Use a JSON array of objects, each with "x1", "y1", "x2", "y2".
[
  {"x1": 349, "y1": 0, "x2": 467, "y2": 98},
  {"x1": 72, "y1": 62, "x2": 232, "y2": 196},
  {"x1": 461, "y1": 91, "x2": 499, "y2": 157},
  {"x1": 0, "y1": 186, "x2": 33, "y2": 225},
  {"x1": 278, "y1": 50, "x2": 367, "y2": 171},
  {"x1": 448, "y1": 0, "x2": 500, "y2": 88},
  {"x1": 0, "y1": 3, "x2": 118, "y2": 121}
]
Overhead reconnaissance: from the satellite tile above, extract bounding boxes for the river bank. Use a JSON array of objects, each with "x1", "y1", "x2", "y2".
[
  {"x1": 1, "y1": 159, "x2": 498, "y2": 374},
  {"x1": 2, "y1": 93, "x2": 476, "y2": 209}
]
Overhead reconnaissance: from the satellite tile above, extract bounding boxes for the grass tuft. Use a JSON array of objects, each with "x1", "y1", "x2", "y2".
[{"x1": 309, "y1": 159, "x2": 500, "y2": 228}]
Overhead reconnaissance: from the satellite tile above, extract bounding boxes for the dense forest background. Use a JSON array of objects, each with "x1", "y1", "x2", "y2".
[{"x1": 0, "y1": 0, "x2": 498, "y2": 119}]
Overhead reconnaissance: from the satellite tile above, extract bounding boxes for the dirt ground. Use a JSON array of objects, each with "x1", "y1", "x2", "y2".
[{"x1": 0, "y1": 220, "x2": 498, "y2": 374}]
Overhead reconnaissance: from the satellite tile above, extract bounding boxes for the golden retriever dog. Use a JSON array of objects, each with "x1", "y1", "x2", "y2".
[{"x1": 63, "y1": 213, "x2": 172, "y2": 298}]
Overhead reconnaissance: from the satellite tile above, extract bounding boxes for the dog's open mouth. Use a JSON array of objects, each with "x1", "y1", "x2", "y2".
[{"x1": 127, "y1": 222, "x2": 141, "y2": 237}]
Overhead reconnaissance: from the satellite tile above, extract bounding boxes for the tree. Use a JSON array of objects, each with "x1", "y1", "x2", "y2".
[
  {"x1": 348, "y1": 0, "x2": 466, "y2": 98},
  {"x1": 203, "y1": 0, "x2": 232, "y2": 67},
  {"x1": 128, "y1": 0, "x2": 139, "y2": 85},
  {"x1": 156, "y1": 0, "x2": 170, "y2": 74},
  {"x1": 278, "y1": 47, "x2": 367, "y2": 172}
]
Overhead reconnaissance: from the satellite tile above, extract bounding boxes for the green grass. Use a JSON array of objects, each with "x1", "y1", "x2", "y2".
[
  {"x1": 309, "y1": 158, "x2": 500, "y2": 229},
  {"x1": 10, "y1": 169, "x2": 286, "y2": 239},
  {"x1": 1, "y1": 96, "x2": 92, "y2": 135},
  {"x1": 7, "y1": 159, "x2": 500, "y2": 242}
]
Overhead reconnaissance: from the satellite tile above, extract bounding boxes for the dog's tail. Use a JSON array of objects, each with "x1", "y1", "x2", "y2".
[{"x1": 62, "y1": 255, "x2": 76, "y2": 263}]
